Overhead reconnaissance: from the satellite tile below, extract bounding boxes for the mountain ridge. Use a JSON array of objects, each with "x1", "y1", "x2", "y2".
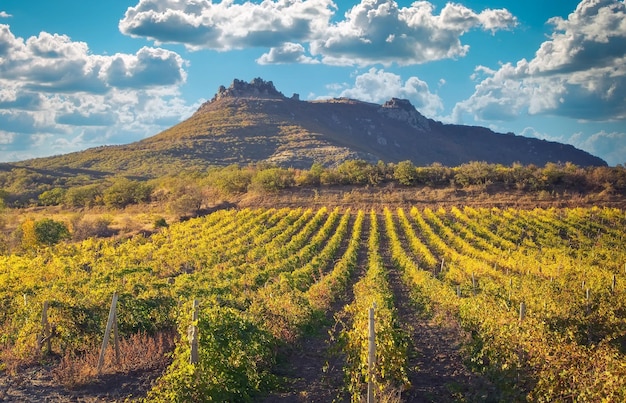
[{"x1": 5, "y1": 77, "x2": 607, "y2": 177}]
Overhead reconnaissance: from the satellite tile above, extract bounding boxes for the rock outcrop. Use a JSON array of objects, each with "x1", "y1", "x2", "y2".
[
  {"x1": 379, "y1": 98, "x2": 431, "y2": 132},
  {"x1": 211, "y1": 77, "x2": 286, "y2": 101}
]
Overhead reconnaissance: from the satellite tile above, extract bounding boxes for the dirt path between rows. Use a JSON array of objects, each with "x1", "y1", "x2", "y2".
[
  {"x1": 379, "y1": 214, "x2": 497, "y2": 402},
  {"x1": 0, "y1": 364, "x2": 164, "y2": 402},
  {"x1": 262, "y1": 214, "x2": 370, "y2": 402}
]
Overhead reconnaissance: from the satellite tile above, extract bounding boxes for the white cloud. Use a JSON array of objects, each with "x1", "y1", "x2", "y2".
[
  {"x1": 257, "y1": 42, "x2": 319, "y2": 64},
  {"x1": 453, "y1": 0, "x2": 626, "y2": 122},
  {"x1": 0, "y1": 11, "x2": 11, "y2": 19},
  {"x1": 572, "y1": 130, "x2": 626, "y2": 166},
  {"x1": 522, "y1": 126, "x2": 626, "y2": 166},
  {"x1": 0, "y1": 24, "x2": 195, "y2": 161},
  {"x1": 119, "y1": 0, "x2": 516, "y2": 66},
  {"x1": 119, "y1": 0, "x2": 336, "y2": 51},
  {"x1": 326, "y1": 68, "x2": 443, "y2": 117}
]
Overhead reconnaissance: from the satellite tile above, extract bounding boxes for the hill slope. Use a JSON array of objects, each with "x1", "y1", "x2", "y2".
[{"x1": 5, "y1": 78, "x2": 606, "y2": 177}]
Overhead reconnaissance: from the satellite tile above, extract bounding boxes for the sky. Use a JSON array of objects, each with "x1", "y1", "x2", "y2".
[{"x1": 0, "y1": 0, "x2": 625, "y2": 166}]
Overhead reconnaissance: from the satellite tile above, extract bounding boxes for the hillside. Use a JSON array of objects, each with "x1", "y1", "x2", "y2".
[{"x1": 4, "y1": 78, "x2": 606, "y2": 178}]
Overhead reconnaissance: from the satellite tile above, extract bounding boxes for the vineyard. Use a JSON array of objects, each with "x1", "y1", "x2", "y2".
[{"x1": 1, "y1": 206, "x2": 625, "y2": 401}]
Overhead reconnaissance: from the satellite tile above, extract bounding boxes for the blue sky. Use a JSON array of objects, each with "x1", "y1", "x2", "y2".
[{"x1": 1, "y1": 0, "x2": 625, "y2": 165}]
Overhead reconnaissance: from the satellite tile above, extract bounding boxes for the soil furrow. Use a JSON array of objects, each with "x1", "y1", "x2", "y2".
[
  {"x1": 262, "y1": 212, "x2": 370, "y2": 402},
  {"x1": 380, "y1": 213, "x2": 496, "y2": 402}
]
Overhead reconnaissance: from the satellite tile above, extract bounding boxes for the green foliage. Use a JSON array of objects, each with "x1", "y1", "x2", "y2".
[
  {"x1": 249, "y1": 167, "x2": 295, "y2": 193},
  {"x1": 336, "y1": 160, "x2": 383, "y2": 185},
  {"x1": 207, "y1": 165, "x2": 253, "y2": 195},
  {"x1": 103, "y1": 178, "x2": 152, "y2": 208},
  {"x1": 0, "y1": 189, "x2": 8, "y2": 209},
  {"x1": 153, "y1": 217, "x2": 168, "y2": 229},
  {"x1": 393, "y1": 160, "x2": 418, "y2": 186},
  {"x1": 64, "y1": 184, "x2": 103, "y2": 208},
  {"x1": 453, "y1": 161, "x2": 496, "y2": 187},
  {"x1": 38, "y1": 188, "x2": 66, "y2": 206},
  {"x1": 295, "y1": 162, "x2": 324, "y2": 186},
  {"x1": 1, "y1": 161, "x2": 625, "y2": 209},
  {"x1": 415, "y1": 162, "x2": 454, "y2": 186},
  {"x1": 146, "y1": 306, "x2": 276, "y2": 402},
  {"x1": 33, "y1": 218, "x2": 71, "y2": 246}
]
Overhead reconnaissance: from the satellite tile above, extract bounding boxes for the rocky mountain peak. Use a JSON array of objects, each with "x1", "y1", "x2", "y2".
[
  {"x1": 211, "y1": 77, "x2": 288, "y2": 101},
  {"x1": 380, "y1": 97, "x2": 431, "y2": 132}
]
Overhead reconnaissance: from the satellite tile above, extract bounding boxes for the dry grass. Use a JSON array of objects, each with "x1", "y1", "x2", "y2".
[{"x1": 51, "y1": 330, "x2": 177, "y2": 389}]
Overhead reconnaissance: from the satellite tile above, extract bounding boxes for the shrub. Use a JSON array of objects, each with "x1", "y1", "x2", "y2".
[
  {"x1": 393, "y1": 160, "x2": 418, "y2": 186},
  {"x1": 35, "y1": 218, "x2": 71, "y2": 246},
  {"x1": 65, "y1": 185, "x2": 103, "y2": 208},
  {"x1": 103, "y1": 178, "x2": 152, "y2": 208},
  {"x1": 249, "y1": 167, "x2": 295, "y2": 193},
  {"x1": 145, "y1": 306, "x2": 276, "y2": 402},
  {"x1": 38, "y1": 188, "x2": 66, "y2": 206},
  {"x1": 154, "y1": 217, "x2": 169, "y2": 229}
]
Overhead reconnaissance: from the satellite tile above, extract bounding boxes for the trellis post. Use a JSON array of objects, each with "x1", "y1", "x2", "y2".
[
  {"x1": 367, "y1": 302, "x2": 377, "y2": 403},
  {"x1": 37, "y1": 301, "x2": 52, "y2": 354},
  {"x1": 98, "y1": 292, "x2": 119, "y2": 373},
  {"x1": 189, "y1": 299, "x2": 199, "y2": 365}
]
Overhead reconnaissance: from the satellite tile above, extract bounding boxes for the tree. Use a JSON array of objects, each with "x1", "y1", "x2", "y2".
[
  {"x1": 336, "y1": 160, "x2": 381, "y2": 185},
  {"x1": 394, "y1": 160, "x2": 418, "y2": 186},
  {"x1": 65, "y1": 185, "x2": 103, "y2": 208},
  {"x1": 207, "y1": 165, "x2": 253, "y2": 195},
  {"x1": 103, "y1": 178, "x2": 152, "y2": 208},
  {"x1": 21, "y1": 218, "x2": 70, "y2": 248},
  {"x1": 249, "y1": 167, "x2": 295, "y2": 193},
  {"x1": 295, "y1": 163, "x2": 324, "y2": 186},
  {"x1": 38, "y1": 188, "x2": 66, "y2": 206},
  {"x1": 33, "y1": 218, "x2": 71, "y2": 246},
  {"x1": 454, "y1": 161, "x2": 496, "y2": 187}
]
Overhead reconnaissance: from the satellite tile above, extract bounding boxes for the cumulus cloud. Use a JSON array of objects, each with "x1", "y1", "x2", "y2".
[
  {"x1": 257, "y1": 42, "x2": 319, "y2": 64},
  {"x1": 522, "y1": 126, "x2": 626, "y2": 166},
  {"x1": 0, "y1": 23, "x2": 195, "y2": 161},
  {"x1": 326, "y1": 68, "x2": 443, "y2": 117},
  {"x1": 119, "y1": 0, "x2": 335, "y2": 51},
  {"x1": 0, "y1": 27, "x2": 187, "y2": 93},
  {"x1": 0, "y1": 11, "x2": 11, "y2": 18},
  {"x1": 119, "y1": 0, "x2": 516, "y2": 66},
  {"x1": 574, "y1": 130, "x2": 626, "y2": 166},
  {"x1": 453, "y1": 0, "x2": 626, "y2": 122},
  {"x1": 312, "y1": 0, "x2": 516, "y2": 66}
]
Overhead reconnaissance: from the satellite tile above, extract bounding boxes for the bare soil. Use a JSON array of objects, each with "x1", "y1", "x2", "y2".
[
  {"x1": 378, "y1": 213, "x2": 498, "y2": 402},
  {"x1": 0, "y1": 363, "x2": 163, "y2": 402}
]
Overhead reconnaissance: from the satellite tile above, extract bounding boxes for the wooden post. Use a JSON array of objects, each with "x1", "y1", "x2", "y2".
[
  {"x1": 471, "y1": 273, "x2": 477, "y2": 295},
  {"x1": 367, "y1": 302, "x2": 376, "y2": 403},
  {"x1": 440, "y1": 258, "x2": 445, "y2": 275},
  {"x1": 519, "y1": 302, "x2": 526, "y2": 322},
  {"x1": 189, "y1": 299, "x2": 199, "y2": 365},
  {"x1": 37, "y1": 301, "x2": 51, "y2": 354},
  {"x1": 456, "y1": 285, "x2": 461, "y2": 298},
  {"x1": 611, "y1": 274, "x2": 616, "y2": 293},
  {"x1": 113, "y1": 311, "x2": 120, "y2": 363},
  {"x1": 98, "y1": 292, "x2": 118, "y2": 373}
]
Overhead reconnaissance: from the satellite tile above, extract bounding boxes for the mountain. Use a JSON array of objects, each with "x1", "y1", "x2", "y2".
[{"x1": 5, "y1": 78, "x2": 606, "y2": 177}]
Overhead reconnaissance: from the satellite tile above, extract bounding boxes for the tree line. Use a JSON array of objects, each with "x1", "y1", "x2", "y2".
[{"x1": 1, "y1": 160, "x2": 625, "y2": 210}]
